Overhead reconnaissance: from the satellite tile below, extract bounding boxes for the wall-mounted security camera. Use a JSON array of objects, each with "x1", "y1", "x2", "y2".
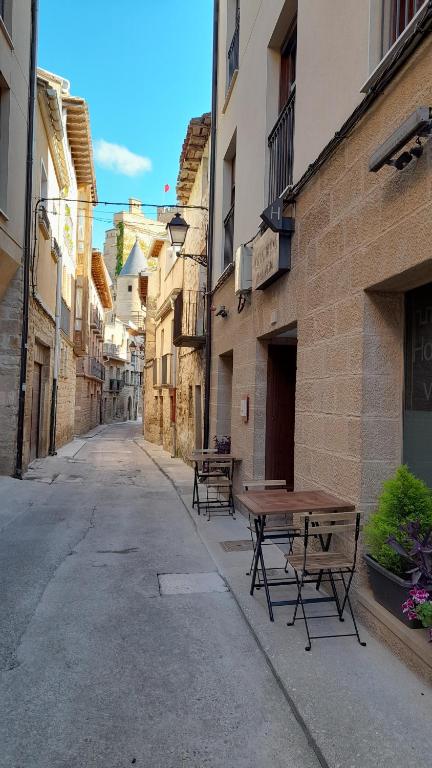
[{"x1": 215, "y1": 305, "x2": 228, "y2": 318}]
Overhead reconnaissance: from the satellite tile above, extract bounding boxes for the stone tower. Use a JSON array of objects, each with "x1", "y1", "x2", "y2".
[{"x1": 116, "y1": 238, "x2": 148, "y2": 327}]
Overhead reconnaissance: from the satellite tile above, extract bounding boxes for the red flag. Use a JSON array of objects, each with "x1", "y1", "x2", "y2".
[{"x1": 164, "y1": 184, "x2": 170, "y2": 193}]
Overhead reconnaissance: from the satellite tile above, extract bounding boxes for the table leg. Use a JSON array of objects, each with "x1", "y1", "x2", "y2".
[{"x1": 250, "y1": 517, "x2": 264, "y2": 596}]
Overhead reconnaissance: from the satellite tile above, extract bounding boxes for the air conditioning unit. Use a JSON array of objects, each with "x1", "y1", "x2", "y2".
[{"x1": 234, "y1": 245, "x2": 252, "y2": 295}]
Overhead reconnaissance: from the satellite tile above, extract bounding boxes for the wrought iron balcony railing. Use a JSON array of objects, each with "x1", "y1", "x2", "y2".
[
  {"x1": 268, "y1": 88, "x2": 295, "y2": 203},
  {"x1": 223, "y1": 203, "x2": 235, "y2": 269},
  {"x1": 129, "y1": 311, "x2": 145, "y2": 331},
  {"x1": 109, "y1": 378, "x2": 124, "y2": 392},
  {"x1": 76, "y1": 355, "x2": 105, "y2": 381},
  {"x1": 51, "y1": 237, "x2": 61, "y2": 262},
  {"x1": 103, "y1": 342, "x2": 125, "y2": 360},
  {"x1": 38, "y1": 205, "x2": 51, "y2": 240},
  {"x1": 173, "y1": 290, "x2": 205, "y2": 348},
  {"x1": 90, "y1": 305, "x2": 104, "y2": 336}
]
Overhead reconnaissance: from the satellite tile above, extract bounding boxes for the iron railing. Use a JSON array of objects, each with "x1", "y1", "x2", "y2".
[
  {"x1": 268, "y1": 88, "x2": 295, "y2": 203},
  {"x1": 51, "y1": 237, "x2": 61, "y2": 262},
  {"x1": 90, "y1": 304, "x2": 104, "y2": 336},
  {"x1": 161, "y1": 353, "x2": 173, "y2": 387},
  {"x1": 76, "y1": 355, "x2": 105, "y2": 381},
  {"x1": 173, "y1": 290, "x2": 205, "y2": 347},
  {"x1": 60, "y1": 298, "x2": 70, "y2": 336},
  {"x1": 129, "y1": 310, "x2": 145, "y2": 331},
  {"x1": 227, "y1": 8, "x2": 240, "y2": 87},
  {"x1": 104, "y1": 342, "x2": 124, "y2": 359},
  {"x1": 109, "y1": 378, "x2": 124, "y2": 392},
  {"x1": 38, "y1": 205, "x2": 51, "y2": 239},
  {"x1": 389, "y1": 0, "x2": 424, "y2": 46},
  {"x1": 223, "y1": 204, "x2": 235, "y2": 268}
]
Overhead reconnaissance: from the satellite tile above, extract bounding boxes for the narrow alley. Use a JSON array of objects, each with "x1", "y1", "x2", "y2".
[{"x1": 0, "y1": 422, "x2": 320, "y2": 768}]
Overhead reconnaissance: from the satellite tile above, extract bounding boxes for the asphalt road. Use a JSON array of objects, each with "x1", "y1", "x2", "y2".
[{"x1": 0, "y1": 422, "x2": 321, "y2": 768}]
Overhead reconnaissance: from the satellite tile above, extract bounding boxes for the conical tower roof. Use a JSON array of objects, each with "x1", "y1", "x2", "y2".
[{"x1": 119, "y1": 237, "x2": 148, "y2": 276}]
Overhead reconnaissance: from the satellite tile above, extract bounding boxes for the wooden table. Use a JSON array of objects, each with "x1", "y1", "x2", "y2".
[{"x1": 238, "y1": 490, "x2": 355, "y2": 621}]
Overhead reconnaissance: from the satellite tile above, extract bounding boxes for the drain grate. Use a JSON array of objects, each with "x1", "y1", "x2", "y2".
[
  {"x1": 220, "y1": 539, "x2": 254, "y2": 552},
  {"x1": 158, "y1": 572, "x2": 228, "y2": 595}
]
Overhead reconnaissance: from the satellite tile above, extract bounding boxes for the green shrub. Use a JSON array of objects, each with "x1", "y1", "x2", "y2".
[{"x1": 364, "y1": 465, "x2": 432, "y2": 577}]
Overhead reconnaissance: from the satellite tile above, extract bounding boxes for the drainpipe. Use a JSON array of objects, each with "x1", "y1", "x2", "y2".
[
  {"x1": 49, "y1": 250, "x2": 62, "y2": 454},
  {"x1": 171, "y1": 298, "x2": 177, "y2": 457},
  {"x1": 203, "y1": 0, "x2": 219, "y2": 449},
  {"x1": 14, "y1": 0, "x2": 39, "y2": 478}
]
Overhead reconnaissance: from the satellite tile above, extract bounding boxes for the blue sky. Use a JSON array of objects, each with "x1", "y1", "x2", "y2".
[{"x1": 38, "y1": 1, "x2": 213, "y2": 248}]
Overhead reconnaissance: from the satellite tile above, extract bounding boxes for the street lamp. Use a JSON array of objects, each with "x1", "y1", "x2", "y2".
[{"x1": 166, "y1": 212, "x2": 189, "y2": 248}]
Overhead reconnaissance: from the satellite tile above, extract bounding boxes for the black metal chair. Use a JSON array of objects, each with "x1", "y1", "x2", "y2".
[{"x1": 285, "y1": 511, "x2": 366, "y2": 651}]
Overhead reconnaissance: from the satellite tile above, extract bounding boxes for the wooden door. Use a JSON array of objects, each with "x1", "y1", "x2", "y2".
[
  {"x1": 30, "y1": 362, "x2": 42, "y2": 462},
  {"x1": 265, "y1": 344, "x2": 296, "y2": 489}
]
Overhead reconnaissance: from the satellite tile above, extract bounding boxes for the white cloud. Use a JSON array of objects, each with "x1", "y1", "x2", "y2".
[{"x1": 94, "y1": 139, "x2": 152, "y2": 176}]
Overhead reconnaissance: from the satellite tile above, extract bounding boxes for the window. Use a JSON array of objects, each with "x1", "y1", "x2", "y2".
[
  {"x1": 227, "y1": 0, "x2": 240, "y2": 90},
  {"x1": 279, "y1": 22, "x2": 297, "y2": 111},
  {"x1": 382, "y1": 0, "x2": 426, "y2": 55},
  {"x1": 268, "y1": 20, "x2": 297, "y2": 202},
  {"x1": 128, "y1": 284, "x2": 132, "y2": 292},
  {"x1": 404, "y1": 283, "x2": 432, "y2": 487},
  {"x1": 223, "y1": 151, "x2": 236, "y2": 268},
  {"x1": 0, "y1": 74, "x2": 10, "y2": 212}
]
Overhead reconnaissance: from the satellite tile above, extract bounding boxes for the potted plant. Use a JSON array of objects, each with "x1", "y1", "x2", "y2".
[
  {"x1": 364, "y1": 465, "x2": 432, "y2": 626},
  {"x1": 387, "y1": 522, "x2": 432, "y2": 636},
  {"x1": 213, "y1": 435, "x2": 231, "y2": 455}
]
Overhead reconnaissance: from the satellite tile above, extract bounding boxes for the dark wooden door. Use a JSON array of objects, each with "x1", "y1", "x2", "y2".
[
  {"x1": 265, "y1": 344, "x2": 296, "y2": 490},
  {"x1": 30, "y1": 362, "x2": 42, "y2": 462}
]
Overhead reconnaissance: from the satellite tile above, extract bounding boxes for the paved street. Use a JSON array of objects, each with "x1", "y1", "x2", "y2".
[{"x1": 0, "y1": 422, "x2": 321, "y2": 768}]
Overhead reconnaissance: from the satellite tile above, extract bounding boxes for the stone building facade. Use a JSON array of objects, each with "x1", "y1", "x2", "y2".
[
  {"x1": 143, "y1": 114, "x2": 209, "y2": 460},
  {"x1": 208, "y1": 0, "x2": 432, "y2": 665},
  {"x1": 0, "y1": 1, "x2": 33, "y2": 474}
]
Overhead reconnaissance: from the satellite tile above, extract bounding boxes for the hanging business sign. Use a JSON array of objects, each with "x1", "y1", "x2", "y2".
[{"x1": 252, "y1": 227, "x2": 293, "y2": 290}]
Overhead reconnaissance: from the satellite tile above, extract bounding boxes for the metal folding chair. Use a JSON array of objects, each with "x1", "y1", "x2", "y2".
[
  {"x1": 192, "y1": 450, "x2": 224, "y2": 512},
  {"x1": 197, "y1": 459, "x2": 235, "y2": 520},
  {"x1": 243, "y1": 481, "x2": 295, "y2": 578},
  {"x1": 285, "y1": 511, "x2": 366, "y2": 651}
]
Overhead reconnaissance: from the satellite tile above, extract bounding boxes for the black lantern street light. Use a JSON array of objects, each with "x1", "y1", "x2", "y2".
[
  {"x1": 166, "y1": 212, "x2": 189, "y2": 248},
  {"x1": 166, "y1": 211, "x2": 207, "y2": 267}
]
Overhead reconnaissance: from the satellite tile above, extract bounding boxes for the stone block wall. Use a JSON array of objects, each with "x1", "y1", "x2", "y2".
[
  {"x1": 0, "y1": 268, "x2": 23, "y2": 474},
  {"x1": 74, "y1": 376, "x2": 102, "y2": 435},
  {"x1": 210, "y1": 37, "x2": 432, "y2": 513},
  {"x1": 56, "y1": 337, "x2": 76, "y2": 449},
  {"x1": 23, "y1": 297, "x2": 55, "y2": 466},
  {"x1": 176, "y1": 347, "x2": 204, "y2": 461}
]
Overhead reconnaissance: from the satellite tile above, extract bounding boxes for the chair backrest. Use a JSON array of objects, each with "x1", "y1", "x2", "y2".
[
  {"x1": 300, "y1": 511, "x2": 361, "y2": 568},
  {"x1": 243, "y1": 479, "x2": 287, "y2": 491}
]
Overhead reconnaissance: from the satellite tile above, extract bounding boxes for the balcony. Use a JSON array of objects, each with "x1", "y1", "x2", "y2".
[
  {"x1": 60, "y1": 298, "x2": 71, "y2": 336},
  {"x1": 109, "y1": 378, "x2": 124, "y2": 393},
  {"x1": 173, "y1": 290, "x2": 205, "y2": 348},
  {"x1": 104, "y1": 342, "x2": 125, "y2": 360},
  {"x1": 76, "y1": 355, "x2": 105, "y2": 381},
  {"x1": 227, "y1": 8, "x2": 240, "y2": 88},
  {"x1": 129, "y1": 310, "x2": 145, "y2": 331},
  {"x1": 90, "y1": 305, "x2": 104, "y2": 337},
  {"x1": 51, "y1": 237, "x2": 61, "y2": 262},
  {"x1": 161, "y1": 353, "x2": 173, "y2": 387},
  {"x1": 223, "y1": 204, "x2": 235, "y2": 268},
  {"x1": 268, "y1": 88, "x2": 295, "y2": 203},
  {"x1": 38, "y1": 205, "x2": 51, "y2": 240}
]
